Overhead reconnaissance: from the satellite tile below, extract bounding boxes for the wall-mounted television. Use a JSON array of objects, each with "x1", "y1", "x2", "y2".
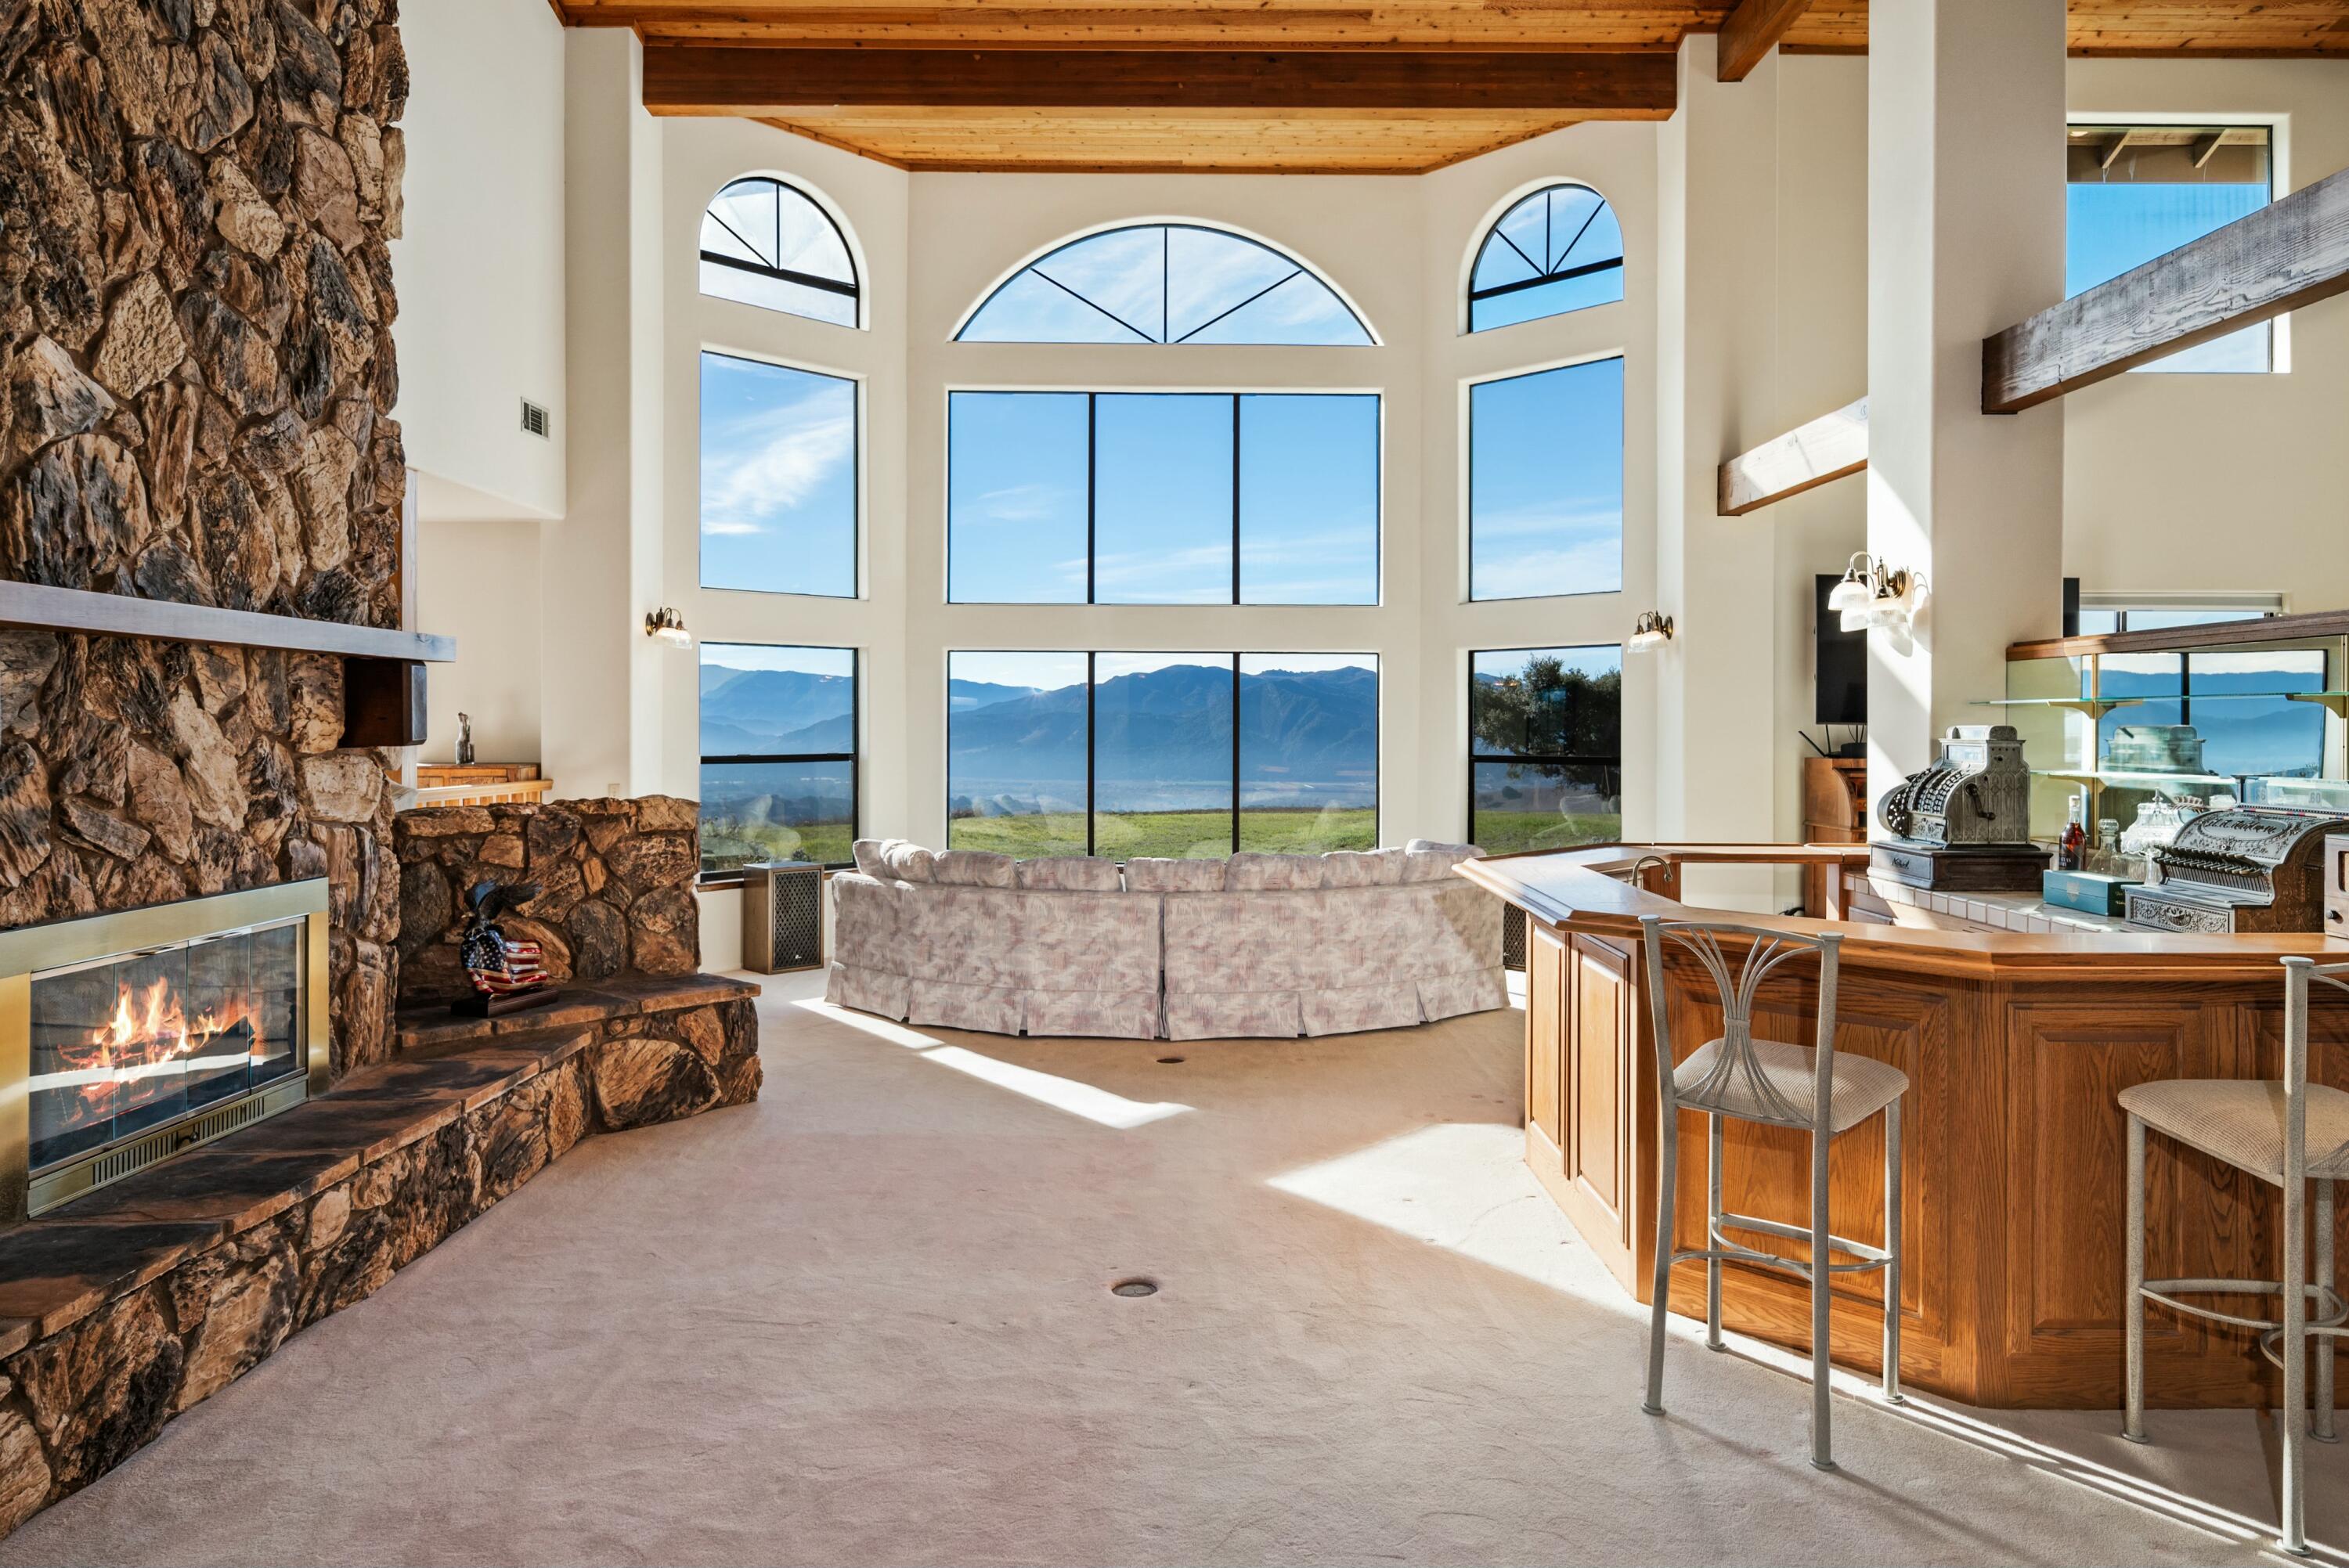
[{"x1": 1814, "y1": 573, "x2": 1866, "y2": 726}]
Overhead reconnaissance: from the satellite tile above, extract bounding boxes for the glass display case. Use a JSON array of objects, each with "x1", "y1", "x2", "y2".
[{"x1": 1996, "y1": 614, "x2": 2348, "y2": 863}]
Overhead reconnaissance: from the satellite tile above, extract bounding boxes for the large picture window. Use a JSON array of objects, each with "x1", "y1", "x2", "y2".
[
  {"x1": 700, "y1": 351, "x2": 858, "y2": 599},
  {"x1": 947, "y1": 392, "x2": 1380, "y2": 606},
  {"x1": 957, "y1": 223, "x2": 1373, "y2": 346},
  {"x1": 948, "y1": 652, "x2": 1378, "y2": 859},
  {"x1": 2067, "y1": 124, "x2": 2272, "y2": 373},
  {"x1": 699, "y1": 643, "x2": 858, "y2": 873},
  {"x1": 1468, "y1": 358, "x2": 1623, "y2": 602},
  {"x1": 1467, "y1": 183, "x2": 1625, "y2": 333},
  {"x1": 1468, "y1": 647, "x2": 1621, "y2": 853}
]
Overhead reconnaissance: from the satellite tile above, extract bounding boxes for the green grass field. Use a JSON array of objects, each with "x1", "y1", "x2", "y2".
[
  {"x1": 700, "y1": 816, "x2": 856, "y2": 873},
  {"x1": 1466, "y1": 810, "x2": 1622, "y2": 856},
  {"x1": 950, "y1": 808, "x2": 1379, "y2": 860}
]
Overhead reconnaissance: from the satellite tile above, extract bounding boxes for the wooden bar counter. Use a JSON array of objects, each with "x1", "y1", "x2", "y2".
[{"x1": 1460, "y1": 842, "x2": 2349, "y2": 1411}]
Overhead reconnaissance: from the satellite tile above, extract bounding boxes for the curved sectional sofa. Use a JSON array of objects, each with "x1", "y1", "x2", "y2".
[{"x1": 826, "y1": 838, "x2": 1507, "y2": 1041}]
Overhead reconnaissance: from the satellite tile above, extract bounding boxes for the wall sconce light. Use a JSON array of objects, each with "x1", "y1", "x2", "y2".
[
  {"x1": 1828, "y1": 552, "x2": 1920, "y2": 634},
  {"x1": 644, "y1": 607, "x2": 692, "y2": 647},
  {"x1": 1626, "y1": 611, "x2": 1675, "y2": 654}
]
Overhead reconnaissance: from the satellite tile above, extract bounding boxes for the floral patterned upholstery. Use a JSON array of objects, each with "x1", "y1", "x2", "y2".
[{"x1": 825, "y1": 842, "x2": 1506, "y2": 1041}]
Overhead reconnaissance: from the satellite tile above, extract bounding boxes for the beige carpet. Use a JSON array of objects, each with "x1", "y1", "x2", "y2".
[{"x1": 5, "y1": 972, "x2": 2346, "y2": 1566}]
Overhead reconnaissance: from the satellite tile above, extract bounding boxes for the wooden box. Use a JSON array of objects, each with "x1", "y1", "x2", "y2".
[
  {"x1": 1871, "y1": 840, "x2": 2051, "y2": 892},
  {"x1": 2328, "y1": 833, "x2": 2349, "y2": 942}
]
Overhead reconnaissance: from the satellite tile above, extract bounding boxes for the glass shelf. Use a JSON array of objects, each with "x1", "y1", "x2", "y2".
[
  {"x1": 1973, "y1": 697, "x2": 2142, "y2": 719},
  {"x1": 2032, "y1": 768, "x2": 2236, "y2": 788}
]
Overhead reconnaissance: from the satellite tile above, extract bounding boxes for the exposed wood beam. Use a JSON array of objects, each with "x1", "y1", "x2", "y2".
[
  {"x1": 2191, "y1": 129, "x2": 2226, "y2": 168},
  {"x1": 2098, "y1": 128, "x2": 2132, "y2": 169},
  {"x1": 1983, "y1": 163, "x2": 2349, "y2": 414},
  {"x1": 640, "y1": 44, "x2": 1680, "y2": 117},
  {"x1": 1716, "y1": 397, "x2": 1868, "y2": 517},
  {"x1": 1718, "y1": 0, "x2": 1813, "y2": 83}
]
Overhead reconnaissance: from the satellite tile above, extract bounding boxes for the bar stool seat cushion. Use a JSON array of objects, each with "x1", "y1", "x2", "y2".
[
  {"x1": 1674, "y1": 1037, "x2": 1908, "y2": 1133},
  {"x1": 2119, "y1": 1078, "x2": 2349, "y2": 1184}
]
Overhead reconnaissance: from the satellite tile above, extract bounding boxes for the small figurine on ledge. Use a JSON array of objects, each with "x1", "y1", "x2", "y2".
[
  {"x1": 455, "y1": 712, "x2": 475, "y2": 766},
  {"x1": 453, "y1": 880, "x2": 560, "y2": 1017}
]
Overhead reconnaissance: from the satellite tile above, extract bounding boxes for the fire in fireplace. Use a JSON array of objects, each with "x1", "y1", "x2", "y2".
[{"x1": 0, "y1": 882, "x2": 329, "y2": 1218}]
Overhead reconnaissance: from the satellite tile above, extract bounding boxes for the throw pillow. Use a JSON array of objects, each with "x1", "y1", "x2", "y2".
[{"x1": 935, "y1": 849, "x2": 1016, "y2": 887}]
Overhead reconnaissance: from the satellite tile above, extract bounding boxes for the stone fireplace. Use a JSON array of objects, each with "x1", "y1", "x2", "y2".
[{"x1": 0, "y1": 881, "x2": 329, "y2": 1220}]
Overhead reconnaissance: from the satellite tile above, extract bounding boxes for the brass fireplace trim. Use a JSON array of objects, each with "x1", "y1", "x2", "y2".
[{"x1": 0, "y1": 879, "x2": 332, "y2": 1221}]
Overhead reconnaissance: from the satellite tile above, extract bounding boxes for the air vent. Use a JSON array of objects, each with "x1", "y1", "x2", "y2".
[{"x1": 520, "y1": 399, "x2": 551, "y2": 438}]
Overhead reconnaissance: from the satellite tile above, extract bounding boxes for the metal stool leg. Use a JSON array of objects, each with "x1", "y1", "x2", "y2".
[
  {"x1": 1644, "y1": 1107, "x2": 1679, "y2": 1417},
  {"x1": 1810, "y1": 1124, "x2": 1834, "y2": 1471},
  {"x1": 2318, "y1": 1179, "x2": 2336, "y2": 1444},
  {"x1": 2284, "y1": 1164, "x2": 2309, "y2": 1555},
  {"x1": 1882, "y1": 1097, "x2": 1903, "y2": 1404},
  {"x1": 1706, "y1": 1113, "x2": 1725, "y2": 1352},
  {"x1": 2123, "y1": 1113, "x2": 2148, "y2": 1444}
]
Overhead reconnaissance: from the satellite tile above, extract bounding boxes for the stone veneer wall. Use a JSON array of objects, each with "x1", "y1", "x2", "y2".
[
  {"x1": 0, "y1": 1, "x2": 410, "y2": 1074},
  {"x1": 394, "y1": 797, "x2": 703, "y2": 1005}
]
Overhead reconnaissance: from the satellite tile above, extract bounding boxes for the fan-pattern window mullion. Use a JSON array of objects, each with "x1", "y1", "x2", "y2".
[
  {"x1": 1467, "y1": 184, "x2": 1625, "y2": 333},
  {"x1": 698, "y1": 176, "x2": 861, "y2": 329},
  {"x1": 959, "y1": 223, "x2": 1371, "y2": 346}
]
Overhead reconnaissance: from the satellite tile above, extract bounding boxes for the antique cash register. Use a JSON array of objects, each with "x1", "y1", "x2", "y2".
[
  {"x1": 2123, "y1": 805, "x2": 2349, "y2": 935},
  {"x1": 1871, "y1": 724, "x2": 2053, "y2": 892}
]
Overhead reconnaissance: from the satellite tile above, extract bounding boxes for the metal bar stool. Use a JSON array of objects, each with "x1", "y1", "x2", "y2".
[
  {"x1": 2122, "y1": 954, "x2": 2349, "y2": 1555},
  {"x1": 1638, "y1": 917, "x2": 1910, "y2": 1470}
]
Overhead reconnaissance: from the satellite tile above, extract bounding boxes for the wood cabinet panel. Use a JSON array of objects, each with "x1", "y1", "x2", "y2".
[
  {"x1": 1526, "y1": 927, "x2": 1564, "y2": 1151},
  {"x1": 1571, "y1": 939, "x2": 1627, "y2": 1220}
]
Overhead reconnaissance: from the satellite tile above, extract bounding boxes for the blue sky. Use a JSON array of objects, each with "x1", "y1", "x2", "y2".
[
  {"x1": 947, "y1": 393, "x2": 1381, "y2": 606},
  {"x1": 700, "y1": 351, "x2": 858, "y2": 597},
  {"x1": 1470, "y1": 358, "x2": 1625, "y2": 600},
  {"x1": 958, "y1": 225, "x2": 1370, "y2": 345},
  {"x1": 2068, "y1": 182, "x2": 2269, "y2": 372}
]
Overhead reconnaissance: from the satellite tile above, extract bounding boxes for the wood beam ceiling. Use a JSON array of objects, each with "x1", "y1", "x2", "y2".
[
  {"x1": 1717, "y1": 398, "x2": 1867, "y2": 516},
  {"x1": 1983, "y1": 163, "x2": 2349, "y2": 413},
  {"x1": 640, "y1": 45, "x2": 1682, "y2": 117},
  {"x1": 1719, "y1": 0, "x2": 1814, "y2": 81}
]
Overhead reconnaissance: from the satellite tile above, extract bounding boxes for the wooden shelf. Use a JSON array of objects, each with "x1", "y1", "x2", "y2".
[{"x1": 0, "y1": 579, "x2": 454, "y2": 662}]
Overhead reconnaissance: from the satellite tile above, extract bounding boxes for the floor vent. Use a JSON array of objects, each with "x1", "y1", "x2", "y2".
[{"x1": 1110, "y1": 1278, "x2": 1159, "y2": 1298}]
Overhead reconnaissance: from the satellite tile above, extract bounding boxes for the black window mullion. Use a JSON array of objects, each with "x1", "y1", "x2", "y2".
[
  {"x1": 1231, "y1": 655, "x2": 1242, "y2": 856},
  {"x1": 1086, "y1": 651, "x2": 1098, "y2": 857},
  {"x1": 1086, "y1": 395, "x2": 1097, "y2": 606}
]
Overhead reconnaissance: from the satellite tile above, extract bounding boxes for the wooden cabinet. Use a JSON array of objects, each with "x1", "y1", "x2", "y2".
[
  {"x1": 1524, "y1": 922, "x2": 1644, "y2": 1292},
  {"x1": 1801, "y1": 757, "x2": 1870, "y2": 915}
]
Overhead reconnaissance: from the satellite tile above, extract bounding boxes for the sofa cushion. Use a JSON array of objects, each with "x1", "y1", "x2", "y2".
[
  {"x1": 1405, "y1": 838, "x2": 1484, "y2": 858},
  {"x1": 935, "y1": 849, "x2": 1016, "y2": 887},
  {"x1": 1320, "y1": 848, "x2": 1405, "y2": 888},
  {"x1": 1015, "y1": 856, "x2": 1122, "y2": 892},
  {"x1": 1227, "y1": 852, "x2": 1321, "y2": 891},
  {"x1": 852, "y1": 838, "x2": 890, "y2": 878},
  {"x1": 1124, "y1": 856, "x2": 1226, "y2": 892},
  {"x1": 1400, "y1": 842, "x2": 1483, "y2": 882},
  {"x1": 879, "y1": 841, "x2": 936, "y2": 883}
]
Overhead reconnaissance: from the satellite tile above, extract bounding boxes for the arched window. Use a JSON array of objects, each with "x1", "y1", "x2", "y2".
[
  {"x1": 957, "y1": 223, "x2": 1372, "y2": 346},
  {"x1": 699, "y1": 175, "x2": 860, "y2": 327},
  {"x1": 1467, "y1": 184, "x2": 1623, "y2": 333}
]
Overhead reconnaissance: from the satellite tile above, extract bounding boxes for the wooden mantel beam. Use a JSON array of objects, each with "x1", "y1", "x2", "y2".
[
  {"x1": 639, "y1": 43, "x2": 1681, "y2": 117},
  {"x1": 1984, "y1": 162, "x2": 2349, "y2": 413},
  {"x1": 1717, "y1": 398, "x2": 1867, "y2": 517},
  {"x1": 1717, "y1": 0, "x2": 1813, "y2": 83}
]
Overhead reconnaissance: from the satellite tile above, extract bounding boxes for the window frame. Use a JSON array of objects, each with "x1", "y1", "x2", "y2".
[
  {"x1": 946, "y1": 650, "x2": 1381, "y2": 858},
  {"x1": 696, "y1": 642, "x2": 861, "y2": 881},
  {"x1": 698, "y1": 175, "x2": 863, "y2": 329},
  {"x1": 2061, "y1": 119, "x2": 2279, "y2": 374},
  {"x1": 1466, "y1": 182, "x2": 1625, "y2": 335},
  {"x1": 944, "y1": 389, "x2": 1383, "y2": 607},
  {"x1": 1464, "y1": 353, "x2": 1627, "y2": 604},
  {"x1": 1466, "y1": 645, "x2": 1624, "y2": 852},
  {"x1": 952, "y1": 222, "x2": 1377, "y2": 346},
  {"x1": 698, "y1": 347, "x2": 864, "y2": 601}
]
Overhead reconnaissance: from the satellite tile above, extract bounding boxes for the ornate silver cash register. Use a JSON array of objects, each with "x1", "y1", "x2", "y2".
[
  {"x1": 2123, "y1": 806, "x2": 2349, "y2": 935},
  {"x1": 1871, "y1": 725, "x2": 2052, "y2": 891}
]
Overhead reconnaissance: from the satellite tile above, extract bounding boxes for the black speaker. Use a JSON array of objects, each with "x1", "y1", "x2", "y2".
[{"x1": 741, "y1": 863, "x2": 826, "y2": 974}]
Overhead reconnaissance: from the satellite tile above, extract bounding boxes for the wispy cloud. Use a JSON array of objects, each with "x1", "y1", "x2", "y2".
[{"x1": 701, "y1": 387, "x2": 855, "y2": 538}]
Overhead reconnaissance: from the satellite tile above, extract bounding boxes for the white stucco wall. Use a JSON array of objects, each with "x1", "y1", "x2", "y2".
[{"x1": 390, "y1": 0, "x2": 567, "y2": 524}]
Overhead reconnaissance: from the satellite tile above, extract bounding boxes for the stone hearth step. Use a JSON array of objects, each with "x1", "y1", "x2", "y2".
[{"x1": 0, "y1": 973, "x2": 761, "y2": 1541}]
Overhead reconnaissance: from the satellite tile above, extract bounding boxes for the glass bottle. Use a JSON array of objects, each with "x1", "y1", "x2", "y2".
[{"x1": 2059, "y1": 794, "x2": 2087, "y2": 872}]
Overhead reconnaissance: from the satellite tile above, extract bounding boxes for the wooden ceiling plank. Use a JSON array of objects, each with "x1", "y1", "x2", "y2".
[
  {"x1": 1983, "y1": 162, "x2": 2349, "y2": 413},
  {"x1": 641, "y1": 43, "x2": 1682, "y2": 115},
  {"x1": 1718, "y1": 0, "x2": 1813, "y2": 81}
]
